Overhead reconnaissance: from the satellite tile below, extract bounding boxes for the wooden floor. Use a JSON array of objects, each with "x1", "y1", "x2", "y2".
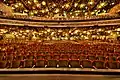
[
  {"x1": 0, "y1": 74, "x2": 120, "y2": 80},
  {"x1": 0, "y1": 68, "x2": 120, "y2": 72}
]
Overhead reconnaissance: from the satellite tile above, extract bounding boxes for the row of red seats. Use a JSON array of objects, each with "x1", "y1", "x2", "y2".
[
  {"x1": 0, "y1": 48, "x2": 119, "y2": 55},
  {"x1": 0, "y1": 54, "x2": 120, "y2": 61},
  {"x1": 0, "y1": 49, "x2": 119, "y2": 55},
  {"x1": 0, "y1": 59, "x2": 119, "y2": 69},
  {"x1": 0, "y1": 40, "x2": 120, "y2": 69}
]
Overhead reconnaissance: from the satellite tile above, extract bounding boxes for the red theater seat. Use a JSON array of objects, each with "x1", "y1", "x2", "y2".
[
  {"x1": 106, "y1": 61, "x2": 119, "y2": 69},
  {"x1": 16, "y1": 55, "x2": 24, "y2": 60},
  {"x1": 93, "y1": 60, "x2": 105, "y2": 69},
  {"x1": 58, "y1": 59, "x2": 69, "y2": 67},
  {"x1": 81, "y1": 60, "x2": 93, "y2": 68},
  {"x1": 35, "y1": 59, "x2": 45, "y2": 68},
  {"x1": 88, "y1": 55, "x2": 96, "y2": 60},
  {"x1": 53, "y1": 55, "x2": 60, "y2": 60},
  {"x1": 107, "y1": 56, "x2": 117, "y2": 61},
  {"x1": 69, "y1": 59, "x2": 80, "y2": 68},
  {"x1": 26, "y1": 55, "x2": 34, "y2": 59},
  {"x1": 96, "y1": 55, "x2": 106, "y2": 61},
  {"x1": 0, "y1": 52, "x2": 4, "y2": 60},
  {"x1": 0, "y1": 61, "x2": 7, "y2": 68},
  {"x1": 70, "y1": 55, "x2": 78, "y2": 59},
  {"x1": 37, "y1": 54, "x2": 44, "y2": 59},
  {"x1": 47, "y1": 59, "x2": 57, "y2": 67},
  {"x1": 6, "y1": 54, "x2": 14, "y2": 61},
  {"x1": 11, "y1": 60, "x2": 21, "y2": 68},
  {"x1": 45, "y1": 55, "x2": 52, "y2": 60},
  {"x1": 61, "y1": 55, "x2": 69, "y2": 59},
  {"x1": 24, "y1": 59, "x2": 34, "y2": 68},
  {"x1": 79, "y1": 55, "x2": 87, "y2": 60}
]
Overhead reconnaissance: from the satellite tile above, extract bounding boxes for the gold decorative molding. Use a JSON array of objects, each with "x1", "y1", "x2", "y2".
[
  {"x1": 0, "y1": 18, "x2": 120, "y2": 27},
  {"x1": 0, "y1": 2, "x2": 13, "y2": 16},
  {"x1": 109, "y1": 4, "x2": 120, "y2": 14}
]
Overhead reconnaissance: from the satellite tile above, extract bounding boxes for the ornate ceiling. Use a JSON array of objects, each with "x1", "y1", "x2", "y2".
[
  {"x1": 109, "y1": 3, "x2": 120, "y2": 14},
  {"x1": 0, "y1": 0, "x2": 120, "y2": 18}
]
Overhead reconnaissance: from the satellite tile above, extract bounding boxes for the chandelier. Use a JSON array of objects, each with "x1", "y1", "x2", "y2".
[{"x1": 2, "y1": 0, "x2": 119, "y2": 18}]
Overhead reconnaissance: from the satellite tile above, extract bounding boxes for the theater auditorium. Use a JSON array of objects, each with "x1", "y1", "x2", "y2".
[{"x1": 0, "y1": 0, "x2": 120, "y2": 80}]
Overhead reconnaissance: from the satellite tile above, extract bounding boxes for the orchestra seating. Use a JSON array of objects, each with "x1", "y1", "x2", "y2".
[
  {"x1": 0, "y1": 40, "x2": 120, "y2": 69},
  {"x1": 0, "y1": 25, "x2": 120, "y2": 69}
]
